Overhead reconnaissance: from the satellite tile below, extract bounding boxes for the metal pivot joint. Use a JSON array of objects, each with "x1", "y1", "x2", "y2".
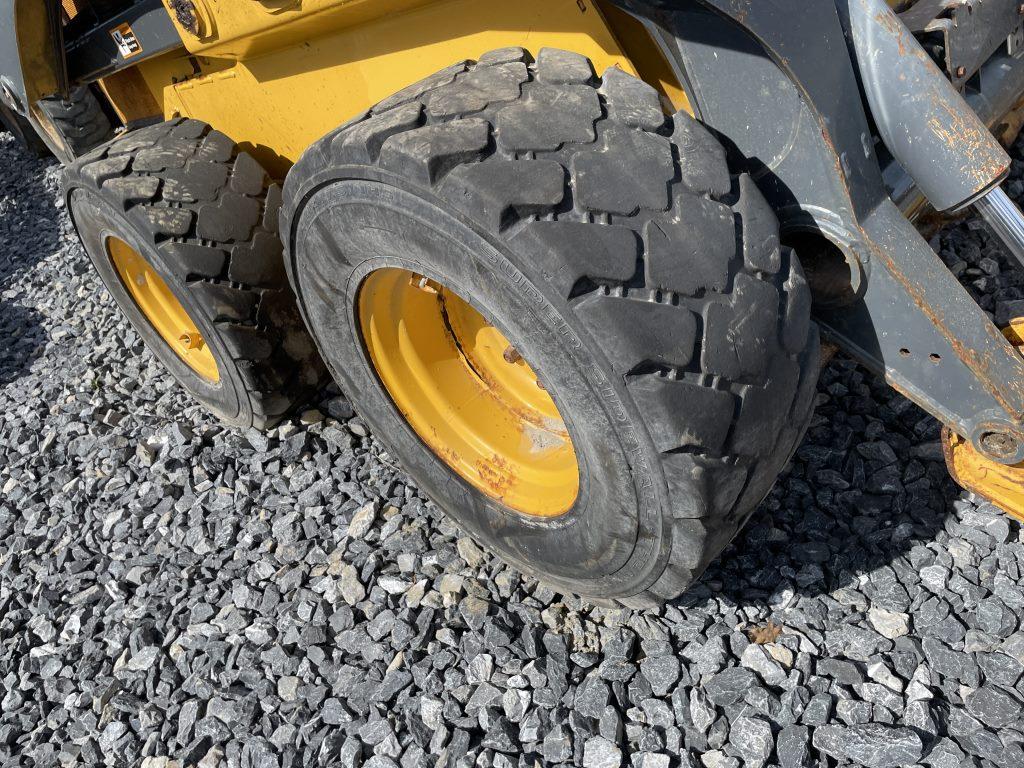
[
  {"x1": 843, "y1": 0, "x2": 1024, "y2": 464},
  {"x1": 970, "y1": 185, "x2": 1024, "y2": 464}
]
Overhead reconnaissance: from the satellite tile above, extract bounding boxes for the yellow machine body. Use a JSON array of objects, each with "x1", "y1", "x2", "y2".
[
  {"x1": 89, "y1": 0, "x2": 691, "y2": 177},
  {"x1": 69, "y1": 0, "x2": 684, "y2": 515}
]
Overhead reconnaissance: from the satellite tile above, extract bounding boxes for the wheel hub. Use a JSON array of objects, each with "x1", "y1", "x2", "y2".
[
  {"x1": 358, "y1": 268, "x2": 579, "y2": 517},
  {"x1": 107, "y1": 236, "x2": 220, "y2": 383}
]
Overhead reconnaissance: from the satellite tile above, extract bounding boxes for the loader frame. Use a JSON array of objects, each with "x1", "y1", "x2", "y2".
[
  {"x1": 5, "y1": 0, "x2": 1024, "y2": 463},
  {"x1": 608, "y1": 0, "x2": 1024, "y2": 465}
]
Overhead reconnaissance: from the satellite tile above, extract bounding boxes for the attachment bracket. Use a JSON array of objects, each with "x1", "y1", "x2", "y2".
[{"x1": 899, "y1": 0, "x2": 1024, "y2": 89}]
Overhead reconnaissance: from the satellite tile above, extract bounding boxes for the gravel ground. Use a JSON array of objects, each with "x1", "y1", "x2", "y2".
[{"x1": 3, "y1": 130, "x2": 1024, "y2": 768}]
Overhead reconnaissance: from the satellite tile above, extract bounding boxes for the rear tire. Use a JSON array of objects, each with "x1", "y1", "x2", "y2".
[
  {"x1": 283, "y1": 49, "x2": 819, "y2": 605},
  {"x1": 65, "y1": 118, "x2": 325, "y2": 429},
  {"x1": 39, "y1": 85, "x2": 115, "y2": 159}
]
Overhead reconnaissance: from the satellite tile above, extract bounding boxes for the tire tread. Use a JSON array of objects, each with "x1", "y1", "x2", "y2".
[
  {"x1": 282, "y1": 49, "x2": 819, "y2": 604},
  {"x1": 38, "y1": 86, "x2": 114, "y2": 158},
  {"x1": 65, "y1": 118, "x2": 323, "y2": 428}
]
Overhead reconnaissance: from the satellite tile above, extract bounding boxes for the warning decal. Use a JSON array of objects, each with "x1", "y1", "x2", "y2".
[{"x1": 110, "y1": 23, "x2": 143, "y2": 59}]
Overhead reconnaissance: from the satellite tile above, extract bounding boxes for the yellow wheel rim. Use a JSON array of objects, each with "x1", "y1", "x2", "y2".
[
  {"x1": 107, "y1": 237, "x2": 220, "y2": 383},
  {"x1": 358, "y1": 268, "x2": 579, "y2": 517}
]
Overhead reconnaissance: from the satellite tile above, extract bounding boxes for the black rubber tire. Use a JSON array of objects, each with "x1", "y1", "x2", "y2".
[
  {"x1": 282, "y1": 48, "x2": 820, "y2": 606},
  {"x1": 64, "y1": 118, "x2": 325, "y2": 429},
  {"x1": 38, "y1": 86, "x2": 115, "y2": 159}
]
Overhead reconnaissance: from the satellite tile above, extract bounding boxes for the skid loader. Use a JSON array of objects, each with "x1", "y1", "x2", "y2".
[{"x1": 5, "y1": 0, "x2": 1024, "y2": 607}]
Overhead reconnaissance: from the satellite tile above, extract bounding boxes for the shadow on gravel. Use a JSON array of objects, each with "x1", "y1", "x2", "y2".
[
  {"x1": 0, "y1": 136, "x2": 59, "y2": 385},
  {"x1": 685, "y1": 483, "x2": 959, "y2": 611},
  {"x1": 0, "y1": 302, "x2": 47, "y2": 385},
  {"x1": 675, "y1": 355, "x2": 963, "y2": 612}
]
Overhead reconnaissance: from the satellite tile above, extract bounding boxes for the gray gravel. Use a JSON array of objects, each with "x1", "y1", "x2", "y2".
[{"x1": 3, "y1": 128, "x2": 1024, "y2": 768}]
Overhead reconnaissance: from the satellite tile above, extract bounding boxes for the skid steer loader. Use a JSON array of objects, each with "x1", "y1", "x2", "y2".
[{"x1": 4, "y1": 0, "x2": 1024, "y2": 607}]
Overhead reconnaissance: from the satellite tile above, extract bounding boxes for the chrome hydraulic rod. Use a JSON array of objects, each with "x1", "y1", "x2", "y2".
[{"x1": 976, "y1": 185, "x2": 1024, "y2": 272}]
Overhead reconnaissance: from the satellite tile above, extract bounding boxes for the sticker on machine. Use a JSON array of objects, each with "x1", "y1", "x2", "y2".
[{"x1": 110, "y1": 23, "x2": 143, "y2": 59}]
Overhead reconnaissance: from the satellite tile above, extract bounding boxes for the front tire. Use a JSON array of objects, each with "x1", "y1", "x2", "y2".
[{"x1": 283, "y1": 48, "x2": 819, "y2": 606}]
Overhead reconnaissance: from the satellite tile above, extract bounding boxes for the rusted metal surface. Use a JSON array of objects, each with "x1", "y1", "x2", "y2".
[
  {"x1": 475, "y1": 454, "x2": 517, "y2": 503},
  {"x1": 927, "y1": 100, "x2": 1011, "y2": 195},
  {"x1": 601, "y1": 1, "x2": 1024, "y2": 462},
  {"x1": 898, "y1": 0, "x2": 1023, "y2": 89},
  {"x1": 996, "y1": 96, "x2": 1024, "y2": 146},
  {"x1": 877, "y1": 246, "x2": 1024, "y2": 420},
  {"x1": 819, "y1": 341, "x2": 840, "y2": 368},
  {"x1": 847, "y1": 0, "x2": 1011, "y2": 210},
  {"x1": 817, "y1": 195, "x2": 1024, "y2": 464},
  {"x1": 889, "y1": 49, "x2": 1024, "y2": 219}
]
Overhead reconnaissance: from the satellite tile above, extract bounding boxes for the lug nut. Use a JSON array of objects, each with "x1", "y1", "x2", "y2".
[
  {"x1": 503, "y1": 346, "x2": 522, "y2": 364},
  {"x1": 178, "y1": 332, "x2": 203, "y2": 350},
  {"x1": 409, "y1": 273, "x2": 440, "y2": 294}
]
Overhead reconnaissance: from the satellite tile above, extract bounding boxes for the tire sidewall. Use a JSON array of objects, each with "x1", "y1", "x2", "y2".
[
  {"x1": 290, "y1": 172, "x2": 675, "y2": 598},
  {"x1": 68, "y1": 187, "x2": 251, "y2": 426}
]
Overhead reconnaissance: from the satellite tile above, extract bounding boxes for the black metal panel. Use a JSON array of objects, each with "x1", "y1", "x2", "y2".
[
  {"x1": 0, "y1": 0, "x2": 28, "y2": 114},
  {"x1": 900, "y1": 0, "x2": 1022, "y2": 89},
  {"x1": 638, "y1": 6, "x2": 881, "y2": 244},
  {"x1": 817, "y1": 197, "x2": 1024, "y2": 461},
  {"x1": 46, "y1": 0, "x2": 69, "y2": 95},
  {"x1": 64, "y1": 0, "x2": 182, "y2": 84},
  {"x1": 615, "y1": 0, "x2": 888, "y2": 226},
  {"x1": 0, "y1": 0, "x2": 72, "y2": 159}
]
